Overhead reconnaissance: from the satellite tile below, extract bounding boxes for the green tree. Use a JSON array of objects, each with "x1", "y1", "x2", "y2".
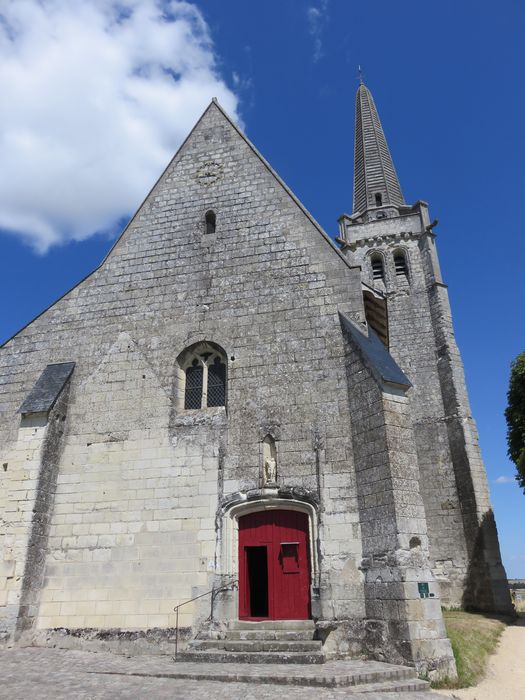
[{"x1": 505, "y1": 350, "x2": 525, "y2": 491}]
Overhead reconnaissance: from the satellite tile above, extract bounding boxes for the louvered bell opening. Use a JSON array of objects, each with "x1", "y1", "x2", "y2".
[
  {"x1": 394, "y1": 253, "x2": 408, "y2": 277},
  {"x1": 207, "y1": 357, "x2": 226, "y2": 407},
  {"x1": 371, "y1": 256, "x2": 384, "y2": 281},
  {"x1": 184, "y1": 361, "x2": 203, "y2": 409}
]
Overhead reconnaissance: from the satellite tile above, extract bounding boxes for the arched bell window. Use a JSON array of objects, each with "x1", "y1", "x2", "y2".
[
  {"x1": 370, "y1": 253, "x2": 385, "y2": 282},
  {"x1": 177, "y1": 342, "x2": 227, "y2": 410},
  {"x1": 393, "y1": 249, "x2": 409, "y2": 279},
  {"x1": 205, "y1": 210, "x2": 216, "y2": 235}
]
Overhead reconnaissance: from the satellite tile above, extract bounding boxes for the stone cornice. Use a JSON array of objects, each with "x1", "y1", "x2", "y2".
[{"x1": 338, "y1": 229, "x2": 423, "y2": 252}]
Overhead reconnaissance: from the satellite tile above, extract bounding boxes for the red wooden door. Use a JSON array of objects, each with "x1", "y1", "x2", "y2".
[{"x1": 238, "y1": 510, "x2": 310, "y2": 620}]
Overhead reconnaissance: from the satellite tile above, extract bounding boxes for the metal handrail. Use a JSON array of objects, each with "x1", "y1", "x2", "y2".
[{"x1": 173, "y1": 577, "x2": 238, "y2": 659}]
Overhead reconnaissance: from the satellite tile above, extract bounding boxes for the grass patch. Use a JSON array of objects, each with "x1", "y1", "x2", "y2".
[
  {"x1": 512, "y1": 593, "x2": 525, "y2": 614},
  {"x1": 431, "y1": 610, "x2": 507, "y2": 689}
]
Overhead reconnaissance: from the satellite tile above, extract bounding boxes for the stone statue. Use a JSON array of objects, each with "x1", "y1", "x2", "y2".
[{"x1": 263, "y1": 456, "x2": 277, "y2": 485}]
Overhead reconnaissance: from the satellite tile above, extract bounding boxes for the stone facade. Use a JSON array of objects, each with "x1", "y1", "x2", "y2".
[{"x1": 0, "y1": 88, "x2": 512, "y2": 678}]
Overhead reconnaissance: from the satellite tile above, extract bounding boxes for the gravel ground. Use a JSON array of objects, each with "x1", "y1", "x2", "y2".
[{"x1": 436, "y1": 617, "x2": 525, "y2": 700}]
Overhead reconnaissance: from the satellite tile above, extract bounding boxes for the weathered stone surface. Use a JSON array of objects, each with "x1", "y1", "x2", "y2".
[
  {"x1": 0, "y1": 647, "x2": 439, "y2": 698},
  {"x1": 0, "y1": 85, "x2": 510, "y2": 680}
]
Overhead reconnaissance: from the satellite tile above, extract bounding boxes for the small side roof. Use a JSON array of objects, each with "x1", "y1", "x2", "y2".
[
  {"x1": 18, "y1": 362, "x2": 75, "y2": 414},
  {"x1": 339, "y1": 312, "x2": 410, "y2": 390}
]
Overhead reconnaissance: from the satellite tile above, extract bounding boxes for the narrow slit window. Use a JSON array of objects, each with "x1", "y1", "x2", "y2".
[
  {"x1": 371, "y1": 254, "x2": 384, "y2": 281},
  {"x1": 375, "y1": 193, "x2": 383, "y2": 207},
  {"x1": 394, "y1": 251, "x2": 409, "y2": 278},
  {"x1": 205, "y1": 210, "x2": 216, "y2": 234}
]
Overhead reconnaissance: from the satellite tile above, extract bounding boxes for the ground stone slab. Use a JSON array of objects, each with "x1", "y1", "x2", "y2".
[{"x1": 0, "y1": 647, "x2": 442, "y2": 699}]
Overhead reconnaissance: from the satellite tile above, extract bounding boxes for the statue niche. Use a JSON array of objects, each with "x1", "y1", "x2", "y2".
[{"x1": 262, "y1": 434, "x2": 277, "y2": 486}]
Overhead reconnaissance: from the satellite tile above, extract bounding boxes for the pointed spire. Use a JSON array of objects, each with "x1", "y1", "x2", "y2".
[{"x1": 353, "y1": 83, "x2": 405, "y2": 215}]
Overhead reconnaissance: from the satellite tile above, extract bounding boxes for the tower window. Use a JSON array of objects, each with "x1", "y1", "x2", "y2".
[
  {"x1": 205, "y1": 210, "x2": 216, "y2": 234},
  {"x1": 370, "y1": 254, "x2": 385, "y2": 282},
  {"x1": 363, "y1": 291, "x2": 389, "y2": 348},
  {"x1": 178, "y1": 342, "x2": 227, "y2": 410},
  {"x1": 394, "y1": 250, "x2": 409, "y2": 278},
  {"x1": 375, "y1": 193, "x2": 383, "y2": 207}
]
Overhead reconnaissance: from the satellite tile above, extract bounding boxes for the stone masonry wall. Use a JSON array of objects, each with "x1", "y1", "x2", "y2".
[
  {"x1": 342, "y1": 208, "x2": 511, "y2": 612},
  {"x1": 1, "y1": 102, "x2": 368, "y2": 641},
  {"x1": 342, "y1": 321, "x2": 455, "y2": 678},
  {"x1": 343, "y1": 218, "x2": 469, "y2": 606}
]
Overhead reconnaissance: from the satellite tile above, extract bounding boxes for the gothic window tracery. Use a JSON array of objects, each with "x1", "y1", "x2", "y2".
[{"x1": 178, "y1": 343, "x2": 227, "y2": 410}]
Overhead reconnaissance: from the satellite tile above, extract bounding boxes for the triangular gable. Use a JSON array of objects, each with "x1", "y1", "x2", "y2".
[{"x1": 2, "y1": 100, "x2": 360, "y2": 348}]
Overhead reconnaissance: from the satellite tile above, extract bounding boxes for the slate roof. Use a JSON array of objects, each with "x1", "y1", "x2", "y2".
[
  {"x1": 353, "y1": 83, "x2": 405, "y2": 214},
  {"x1": 339, "y1": 312, "x2": 410, "y2": 389},
  {"x1": 18, "y1": 362, "x2": 75, "y2": 414}
]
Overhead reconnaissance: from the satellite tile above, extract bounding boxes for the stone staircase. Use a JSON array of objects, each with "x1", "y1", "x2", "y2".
[
  {"x1": 174, "y1": 620, "x2": 432, "y2": 694},
  {"x1": 179, "y1": 620, "x2": 324, "y2": 664}
]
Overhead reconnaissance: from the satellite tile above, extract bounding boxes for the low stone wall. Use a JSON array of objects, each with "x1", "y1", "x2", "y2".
[{"x1": 29, "y1": 626, "x2": 193, "y2": 656}]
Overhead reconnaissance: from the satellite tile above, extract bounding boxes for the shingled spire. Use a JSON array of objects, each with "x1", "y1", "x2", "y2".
[{"x1": 353, "y1": 83, "x2": 405, "y2": 215}]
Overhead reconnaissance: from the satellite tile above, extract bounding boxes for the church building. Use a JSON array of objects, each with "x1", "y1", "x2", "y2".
[{"x1": 0, "y1": 82, "x2": 513, "y2": 678}]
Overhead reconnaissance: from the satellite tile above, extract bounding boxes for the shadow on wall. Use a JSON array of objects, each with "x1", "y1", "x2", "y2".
[{"x1": 462, "y1": 509, "x2": 515, "y2": 615}]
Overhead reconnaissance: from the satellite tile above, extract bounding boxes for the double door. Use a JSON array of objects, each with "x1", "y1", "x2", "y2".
[{"x1": 238, "y1": 509, "x2": 311, "y2": 620}]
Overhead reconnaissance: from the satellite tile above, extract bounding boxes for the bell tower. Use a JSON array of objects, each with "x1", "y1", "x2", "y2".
[{"x1": 338, "y1": 81, "x2": 512, "y2": 613}]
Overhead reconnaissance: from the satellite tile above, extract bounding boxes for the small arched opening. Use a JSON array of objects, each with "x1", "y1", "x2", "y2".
[
  {"x1": 205, "y1": 209, "x2": 216, "y2": 234},
  {"x1": 393, "y1": 249, "x2": 409, "y2": 279},
  {"x1": 370, "y1": 253, "x2": 385, "y2": 282}
]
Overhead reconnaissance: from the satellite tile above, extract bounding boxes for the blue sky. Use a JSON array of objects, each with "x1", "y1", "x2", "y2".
[{"x1": 1, "y1": 0, "x2": 524, "y2": 577}]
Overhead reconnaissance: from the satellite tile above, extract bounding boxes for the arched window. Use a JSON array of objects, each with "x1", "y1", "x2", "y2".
[
  {"x1": 394, "y1": 250, "x2": 409, "y2": 278},
  {"x1": 375, "y1": 193, "x2": 383, "y2": 207},
  {"x1": 185, "y1": 359, "x2": 204, "y2": 409},
  {"x1": 178, "y1": 342, "x2": 227, "y2": 410},
  {"x1": 207, "y1": 355, "x2": 226, "y2": 407},
  {"x1": 370, "y1": 253, "x2": 385, "y2": 282},
  {"x1": 205, "y1": 210, "x2": 216, "y2": 235}
]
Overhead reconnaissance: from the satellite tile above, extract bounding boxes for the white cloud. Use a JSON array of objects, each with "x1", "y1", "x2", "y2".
[
  {"x1": 0, "y1": 0, "x2": 240, "y2": 252},
  {"x1": 494, "y1": 475, "x2": 516, "y2": 484},
  {"x1": 307, "y1": 0, "x2": 329, "y2": 63}
]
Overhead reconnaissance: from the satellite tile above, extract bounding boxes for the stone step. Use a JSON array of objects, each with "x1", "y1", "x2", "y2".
[
  {"x1": 176, "y1": 649, "x2": 326, "y2": 664},
  {"x1": 348, "y1": 678, "x2": 431, "y2": 694},
  {"x1": 226, "y1": 629, "x2": 314, "y2": 641},
  {"x1": 228, "y1": 620, "x2": 315, "y2": 631},
  {"x1": 167, "y1": 659, "x2": 421, "y2": 687},
  {"x1": 190, "y1": 639, "x2": 322, "y2": 653}
]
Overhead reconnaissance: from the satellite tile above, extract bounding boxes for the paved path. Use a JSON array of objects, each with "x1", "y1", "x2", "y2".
[
  {"x1": 0, "y1": 647, "x2": 439, "y2": 699},
  {"x1": 437, "y1": 617, "x2": 525, "y2": 700}
]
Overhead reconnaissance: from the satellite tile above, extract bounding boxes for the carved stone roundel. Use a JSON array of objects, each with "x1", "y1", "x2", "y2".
[{"x1": 195, "y1": 161, "x2": 223, "y2": 186}]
